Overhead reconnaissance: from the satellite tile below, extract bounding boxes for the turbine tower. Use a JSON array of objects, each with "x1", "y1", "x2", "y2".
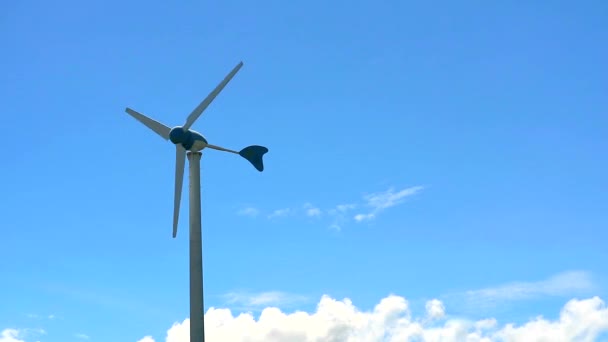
[{"x1": 125, "y1": 61, "x2": 267, "y2": 342}]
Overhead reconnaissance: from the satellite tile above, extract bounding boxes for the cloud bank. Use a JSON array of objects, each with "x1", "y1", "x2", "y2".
[
  {"x1": 0, "y1": 328, "x2": 45, "y2": 342},
  {"x1": 136, "y1": 294, "x2": 608, "y2": 342},
  {"x1": 0, "y1": 329, "x2": 24, "y2": 342}
]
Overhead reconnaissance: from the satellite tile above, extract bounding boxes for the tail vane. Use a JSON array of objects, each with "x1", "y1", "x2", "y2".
[{"x1": 239, "y1": 145, "x2": 268, "y2": 172}]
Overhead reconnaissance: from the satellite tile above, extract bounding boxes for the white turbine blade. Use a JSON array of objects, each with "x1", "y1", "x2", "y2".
[
  {"x1": 173, "y1": 145, "x2": 186, "y2": 238},
  {"x1": 206, "y1": 144, "x2": 239, "y2": 154},
  {"x1": 182, "y1": 61, "x2": 244, "y2": 130},
  {"x1": 125, "y1": 107, "x2": 171, "y2": 140}
]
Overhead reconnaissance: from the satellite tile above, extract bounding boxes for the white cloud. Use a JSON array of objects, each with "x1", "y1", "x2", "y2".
[
  {"x1": 493, "y1": 296, "x2": 608, "y2": 341},
  {"x1": 465, "y1": 271, "x2": 596, "y2": 307},
  {"x1": 137, "y1": 337, "x2": 155, "y2": 342},
  {"x1": 137, "y1": 294, "x2": 608, "y2": 342},
  {"x1": 268, "y1": 208, "x2": 291, "y2": 218},
  {"x1": 0, "y1": 329, "x2": 25, "y2": 342},
  {"x1": 74, "y1": 333, "x2": 90, "y2": 340},
  {"x1": 354, "y1": 186, "x2": 424, "y2": 222},
  {"x1": 237, "y1": 207, "x2": 259, "y2": 217}
]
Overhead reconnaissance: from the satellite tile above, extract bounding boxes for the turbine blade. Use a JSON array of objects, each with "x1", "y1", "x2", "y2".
[
  {"x1": 173, "y1": 146, "x2": 186, "y2": 238},
  {"x1": 182, "y1": 61, "x2": 244, "y2": 130},
  {"x1": 206, "y1": 144, "x2": 239, "y2": 154},
  {"x1": 125, "y1": 107, "x2": 171, "y2": 140}
]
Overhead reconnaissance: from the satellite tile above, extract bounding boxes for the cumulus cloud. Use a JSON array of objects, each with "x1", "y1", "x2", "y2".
[
  {"x1": 425, "y1": 299, "x2": 445, "y2": 320},
  {"x1": 0, "y1": 329, "x2": 25, "y2": 342},
  {"x1": 494, "y1": 296, "x2": 608, "y2": 341},
  {"x1": 354, "y1": 186, "x2": 424, "y2": 222},
  {"x1": 137, "y1": 294, "x2": 608, "y2": 342},
  {"x1": 137, "y1": 337, "x2": 155, "y2": 342},
  {"x1": 0, "y1": 328, "x2": 45, "y2": 342}
]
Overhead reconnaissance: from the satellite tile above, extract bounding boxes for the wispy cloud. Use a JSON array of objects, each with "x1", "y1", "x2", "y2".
[
  {"x1": 74, "y1": 333, "x2": 90, "y2": 340},
  {"x1": 354, "y1": 213, "x2": 375, "y2": 222},
  {"x1": 335, "y1": 204, "x2": 356, "y2": 212},
  {"x1": 242, "y1": 204, "x2": 321, "y2": 220},
  {"x1": 237, "y1": 185, "x2": 423, "y2": 229},
  {"x1": 26, "y1": 313, "x2": 55, "y2": 320},
  {"x1": 303, "y1": 203, "x2": 322, "y2": 217},
  {"x1": 237, "y1": 207, "x2": 259, "y2": 217},
  {"x1": 463, "y1": 270, "x2": 596, "y2": 308},
  {"x1": 354, "y1": 186, "x2": 424, "y2": 222},
  {"x1": 268, "y1": 208, "x2": 292, "y2": 219},
  {"x1": 307, "y1": 208, "x2": 322, "y2": 217},
  {"x1": 223, "y1": 291, "x2": 309, "y2": 310},
  {"x1": 327, "y1": 203, "x2": 357, "y2": 230}
]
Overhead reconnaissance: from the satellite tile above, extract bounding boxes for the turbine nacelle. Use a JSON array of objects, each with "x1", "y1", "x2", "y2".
[{"x1": 169, "y1": 127, "x2": 208, "y2": 152}]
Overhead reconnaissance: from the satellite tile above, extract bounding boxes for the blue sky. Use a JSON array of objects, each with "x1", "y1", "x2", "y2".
[{"x1": 1, "y1": 0, "x2": 607, "y2": 341}]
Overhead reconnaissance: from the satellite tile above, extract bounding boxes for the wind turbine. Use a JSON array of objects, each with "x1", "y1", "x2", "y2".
[{"x1": 124, "y1": 61, "x2": 267, "y2": 342}]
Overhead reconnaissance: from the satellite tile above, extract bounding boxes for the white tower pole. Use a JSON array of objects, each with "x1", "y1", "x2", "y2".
[{"x1": 187, "y1": 151, "x2": 205, "y2": 342}]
